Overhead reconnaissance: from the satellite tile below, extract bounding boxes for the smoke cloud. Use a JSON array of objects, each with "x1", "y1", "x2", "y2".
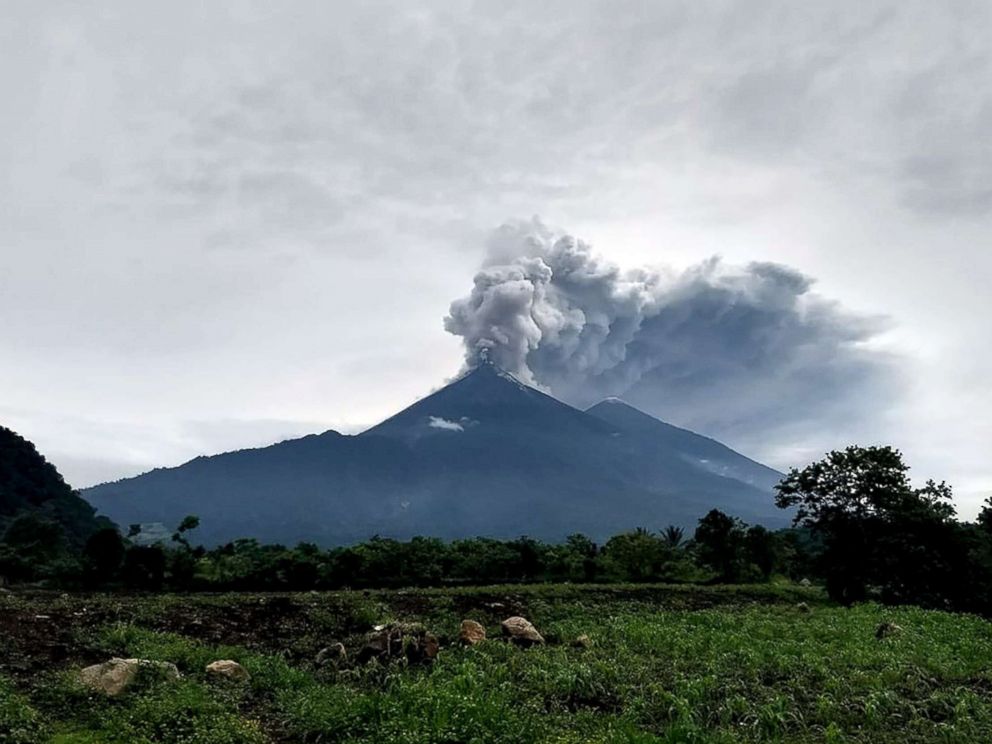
[{"x1": 445, "y1": 219, "x2": 898, "y2": 458}]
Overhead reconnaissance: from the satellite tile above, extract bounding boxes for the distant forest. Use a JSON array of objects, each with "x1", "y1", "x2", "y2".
[{"x1": 3, "y1": 423, "x2": 992, "y2": 617}]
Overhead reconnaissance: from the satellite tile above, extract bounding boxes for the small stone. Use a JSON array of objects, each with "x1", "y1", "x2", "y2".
[
  {"x1": 500, "y1": 616, "x2": 544, "y2": 646},
  {"x1": 796, "y1": 602, "x2": 811, "y2": 613},
  {"x1": 571, "y1": 634, "x2": 592, "y2": 648},
  {"x1": 799, "y1": 578, "x2": 812, "y2": 587},
  {"x1": 316, "y1": 643, "x2": 347, "y2": 666},
  {"x1": 79, "y1": 658, "x2": 180, "y2": 697},
  {"x1": 876, "y1": 621, "x2": 903, "y2": 639},
  {"x1": 205, "y1": 660, "x2": 250, "y2": 681},
  {"x1": 357, "y1": 624, "x2": 440, "y2": 665},
  {"x1": 459, "y1": 620, "x2": 487, "y2": 646},
  {"x1": 421, "y1": 632, "x2": 440, "y2": 661}
]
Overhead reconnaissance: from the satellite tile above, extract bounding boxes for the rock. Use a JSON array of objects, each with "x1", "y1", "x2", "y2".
[
  {"x1": 799, "y1": 578, "x2": 812, "y2": 587},
  {"x1": 79, "y1": 658, "x2": 180, "y2": 697},
  {"x1": 501, "y1": 616, "x2": 544, "y2": 646},
  {"x1": 205, "y1": 660, "x2": 250, "y2": 681},
  {"x1": 358, "y1": 623, "x2": 439, "y2": 665},
  {"x1": 796, "y1": 602, "x2": 811, "y2": 613},
  {"x1": 459, "y1": 620, "x2": 487, "y2": 646},
  {"x1": 571, "y1": 634, "x2": 592, "y2": 648},
  {"x1": 876, "y1": 621, "x2": 903, "y2": 639},
  {"x1": 315, "y1": 643, "x2": 347, "y2": 666},
  {"x1": 419, "y1": 632, "x2": 440, "y2": 662}
]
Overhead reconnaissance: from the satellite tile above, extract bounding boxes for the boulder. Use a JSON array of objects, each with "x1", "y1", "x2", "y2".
[
  {"x1": 315, "y1": 643, "x2": 347, "y2": 666},
  {"x1": 799, "y1": 578, "x2": 812, "y2": 588},
  {"x1": 571, "y1": 634, "x2": 592, "y2": 648},
  {"x1": 205, "y1": 660, "x2": 250, "y2": 681},
  {"x1": 459, "y1": 620, "x2": 487, "y2": 646},
  {"x1": 796, "y1": 602, "x2": 811, "y2": 613},
  {"x1": 500, "y1": 616, "x2": 544, "y2": 646},
  {"x1": 79, "y1": 658, "x2": 180, "y2": 697}
]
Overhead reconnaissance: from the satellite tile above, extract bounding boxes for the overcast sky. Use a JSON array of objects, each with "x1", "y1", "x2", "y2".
[{"x1": 2, "y1": 1, "x2": 990, "y2": 516}]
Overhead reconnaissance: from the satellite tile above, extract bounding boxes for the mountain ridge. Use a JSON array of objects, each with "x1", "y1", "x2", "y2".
[{"x1": 83, "y1": 362, "x2": 788, "y2": 545}]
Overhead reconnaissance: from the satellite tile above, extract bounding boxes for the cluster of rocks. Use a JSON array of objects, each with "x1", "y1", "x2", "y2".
[
  {"x1": 78, "y1": 615, "x2": 580, "y2": 695},
  {"x1": 315, "y1": 615, "x2": 553, "y2": 669},
  {"x1": 354, "y1": 622, "x2": 441, "y2": 665},
  {"x1": 456, "y1": 616, "x2": 547, "y2": 647},
  {"x1": 78, "y1": 657, "x2": 251, "y2": 696}
]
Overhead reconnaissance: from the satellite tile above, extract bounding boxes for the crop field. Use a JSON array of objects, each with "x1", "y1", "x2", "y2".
[{"x1": 2, "y1": 584, "x2": 992, "y2": 743}]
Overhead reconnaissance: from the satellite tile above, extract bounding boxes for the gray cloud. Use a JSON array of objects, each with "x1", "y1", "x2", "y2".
[{"x1": 446, "y1": 219, "x2": 897, "y2": 449}]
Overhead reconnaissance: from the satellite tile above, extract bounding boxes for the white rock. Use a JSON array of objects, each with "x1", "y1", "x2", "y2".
[
  {"x1": 205, "y1": 659, "x2": 250, "y2": 681},
  {"x1": 79, "y1": 658, "x2": 180, "y2": 696}
]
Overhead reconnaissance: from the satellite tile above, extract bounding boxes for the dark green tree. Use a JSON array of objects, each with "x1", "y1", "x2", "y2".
[
  {"x1": 743, "y1": 525, "x2": 778, "y2": 580},
  {"x1": 171, "y1": 515, "x2": 201, "y2": 549},
  {"x1": 776, "y1": 445, "x2": 962, "y2": 606},
  {"x1": 565, "y1": 533, "x2": 599, "y2": 582},
  {"x1": 603, "y1": 528, "x2": 670, "y2": 582},
  {"x1": 694, "y1": 509, "x2": 746, "y2": 582},
  {"x1": 661, "y1": 525, "x2": 686, "y2": 548},
  {"x1": 83, "y1": 527, "x2": 126, "y2": 584},
  {"x1": 122, "y1": 545, "x2": 167, "y2": 589}
]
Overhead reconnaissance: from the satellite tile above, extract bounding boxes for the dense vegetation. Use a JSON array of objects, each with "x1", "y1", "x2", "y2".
[
  {"x1": 3, "y1": 586, "x2": 992, "y2": 743},
  {"x1": 0, "y1": 426, "x2": 110, "y2": 582},
  {"x1": 5, "y1": 444, "x2": 992, "y2": 618},
  {"x1": 4, "y1": 506, "x2": 815, "y2": 590}
]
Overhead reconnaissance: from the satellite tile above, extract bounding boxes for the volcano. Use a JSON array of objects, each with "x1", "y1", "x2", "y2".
[{"x1": 83, "y1": 359, "x2": 788, "y2": 545}]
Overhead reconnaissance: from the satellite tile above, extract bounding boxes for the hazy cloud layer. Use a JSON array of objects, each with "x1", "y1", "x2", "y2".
[{"x1": 447, "y1": 219, "x2": 896, "y2": 447}]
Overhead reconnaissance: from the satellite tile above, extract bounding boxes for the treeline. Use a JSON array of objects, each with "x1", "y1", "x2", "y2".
[
  {"x1": 0, "y1": 509, "x2": 817, "y2": 591},
  {"x1": 4, "y1": 445, "x2": 992, "y2": 617}
]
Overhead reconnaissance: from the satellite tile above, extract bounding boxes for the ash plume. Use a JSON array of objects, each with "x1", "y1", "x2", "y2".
[{"x1": 445, "y1": 218, "x2": 898, "y2": 456}]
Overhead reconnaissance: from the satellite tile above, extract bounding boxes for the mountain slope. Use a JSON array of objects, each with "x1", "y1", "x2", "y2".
[
  {"x1": 585, "y1": 398, "x2": 783, "y2": 491},
  {"x1": 0, "y1": 426, "x2": 109, "y2": 545},
  {"x1": 84, "y1": 362, "x2": 788, "y2": 545}
]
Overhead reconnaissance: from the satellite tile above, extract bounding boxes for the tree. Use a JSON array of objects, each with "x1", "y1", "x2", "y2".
[
  {"x1": 743, "y1": 525, "x2": 777, "y2": 580},
  {"x1": 603, "y1": 528, "x2": 670, "y2": 582},
  {"x1": 172, "y1": 515, "x2": 201, "y2": 549},
  {"x1": 661, "y1": 525, "x2": 685, "y2": 549},
  {"x1": 122, "y1": 545, "x2": 166, "y2": 589},
  {"x1": 0, "y1": 512, "x2": 74, "y2": 582},
  {"x1": 694, "y1": 510, "x2": 746, "y2": 582},
  {"x1": 776, "y1": 446, "x2": 961, "y2": 606},
  {"x1": 83, "y1": 527, "x2": 125, "y2": 584},
  {"x1": 564, "y1": 533, "x2": 599, "y2": 582}
]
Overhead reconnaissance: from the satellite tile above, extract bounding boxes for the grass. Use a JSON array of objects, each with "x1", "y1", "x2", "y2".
[{"x1": 3, "y1": 585, "x2": 992, "y2": 742}]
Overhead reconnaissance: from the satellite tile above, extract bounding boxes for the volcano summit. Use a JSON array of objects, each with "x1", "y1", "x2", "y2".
[{"x1": 83, "y1": 359, "x2": 787, "y2": 545}]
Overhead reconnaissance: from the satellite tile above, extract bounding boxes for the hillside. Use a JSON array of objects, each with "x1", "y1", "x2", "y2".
[
  {"x1": 0, "y1": 426, "x2": 108, "y2": 545},
  {"x1": 83, "y1": 360, "x2": 788, "y2": 545}
]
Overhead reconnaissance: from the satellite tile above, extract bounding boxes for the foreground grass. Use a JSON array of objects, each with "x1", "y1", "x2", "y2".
[{"x1": 3, "y1": 586, "x2": 992, "y2": 742}]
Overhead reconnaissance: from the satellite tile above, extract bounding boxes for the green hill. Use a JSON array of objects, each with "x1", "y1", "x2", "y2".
[{"x1": 0, "y1": 425, "x2": 109, "y2": 546}]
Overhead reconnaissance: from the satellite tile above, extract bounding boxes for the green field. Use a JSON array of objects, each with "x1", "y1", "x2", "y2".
[{"x1": 2, "y1": 585, "x2": 991, "y2": 743}]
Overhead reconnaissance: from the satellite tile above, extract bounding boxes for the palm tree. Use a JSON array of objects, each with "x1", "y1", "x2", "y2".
[{"x1": 661, "y1": 525, "x2": 685, "y2": 549}]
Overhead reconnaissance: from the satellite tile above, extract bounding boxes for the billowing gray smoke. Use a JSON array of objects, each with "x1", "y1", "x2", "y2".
[{"x1": 445, "y1": 219, "x2": 897, "y2": 460}]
